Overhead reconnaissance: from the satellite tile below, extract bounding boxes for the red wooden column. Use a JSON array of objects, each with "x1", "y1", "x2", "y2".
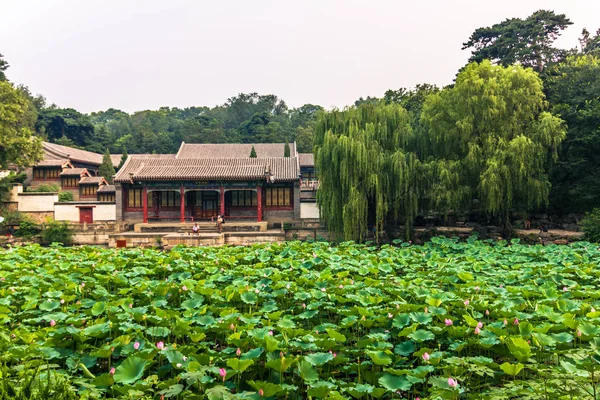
[
  {"x1": 219, "y1": 186, "x2": 225, "y2": 216},
  {"x1": 142, "y1": 186, "x2": 148, "y2": 223},
  {"x1": 256, "y1": 186, "x2": 262, "y2": 222},
  {"x1": 180, "y1": 185, "x2": 185, "y2": 223}
]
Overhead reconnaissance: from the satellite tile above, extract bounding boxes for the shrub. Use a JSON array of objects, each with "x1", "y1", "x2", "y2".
[
  {"x1": 15, "y1": 216, "x2": 41, "y2": 238},
  {"x1": 42, "y1": 221, "x2": 73, "y2": 245},
  {"x1": 58, "y1": 192, "x2": 73, "y2": 202},
  {"x1": 28, "y1": 184, "x2": 60, "y2": 193},
  {"x1": 582, "y1": 208, "x2": 600, "y2": 242}
]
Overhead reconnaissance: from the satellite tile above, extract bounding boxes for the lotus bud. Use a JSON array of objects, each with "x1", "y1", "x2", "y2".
[
  {"x1": 503, "y1": 319, "x2": 508, "y2": 325},
  {"x1": 183, "y1": 356, "x2": 188, "y2": 361},
  {"x1": 182, "y1": 285, "x2": 188, "y2": 291},
  {"x1": 463, "y1": 300, "x2": 469, "y2": 306},
  {"x1": 477, "y1": 322, "x2": 483, "y2": 329},
  {"x1": 109, "y1": 367, "x2": 115, "y2": 375},
  {"x1": 485, "y1": 309, "x2": 489, "y2": 315},
  {"x1": 134, "y1": 342, "x2": 140, "y2": 350},
  {"x1": 474, "y1": 327, "x2": 481, "y2": 334},
  {"x1": 176, "y1": 363, "x2": 182, "y2": 368},
  {"x1": 445, "y1": 319, "x2": 453, "y2": 326},
  {"x1": 321, "y1": 288, "x2": 326, "y2": 292},
  {"x1": 448, "y1": 378, "x2": 457, "y2": 388},
  {"x1": 219, "y1": 368, "x2": 227, "y2": 381},
  {"x1": 259, "y1": 388, "x2": 264, "y2": 397},
  {"x1": 60, "y1": 299, "x2": 65, "y2": 304},
  {"x1": 422, "y1": 352, "x2": 430, "y2": 361},
  {"x1": 268, "y1": 330, "x2": 274, "y2": 336},
  {"x1": 156, "y1": 341, "x2": 165, "y2": 350},
  {"x1": 388, "y1": 313, "x2": 393, "y2": 318},
  {"x1": 513, "y1": 318, "x2": 519, "y2": 325},
  {"x1": 236, "y1": 348, "x2": 242, "y2": 356},
  {"x1": 50, "y1": 320, "x2": 56, "y2": 327},
  {"x1": 577, "y1": 330, "x2": 582, "y2": 337}
]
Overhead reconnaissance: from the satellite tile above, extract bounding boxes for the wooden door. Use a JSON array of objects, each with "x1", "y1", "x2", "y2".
[{"x1": 79, "y1": 207, "x2": 93, "y2": 224}]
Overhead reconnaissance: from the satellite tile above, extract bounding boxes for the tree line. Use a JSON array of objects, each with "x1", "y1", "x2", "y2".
[
  {"x1": 1, "y1": 9, "x2": 600, "y2": 233},
  {"x1": 315, "y1": 10, "x2": 600, "y2": 240}
]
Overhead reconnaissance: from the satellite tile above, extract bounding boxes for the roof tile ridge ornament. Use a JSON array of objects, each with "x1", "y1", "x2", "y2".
[{"x1": 129, "y1": 162, "x2": 145, "y2": 183}]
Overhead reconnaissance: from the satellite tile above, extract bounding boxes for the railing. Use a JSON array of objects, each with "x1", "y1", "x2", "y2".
[{"x1": 301, "y1": 180, "x2": 319, "y2": 190}]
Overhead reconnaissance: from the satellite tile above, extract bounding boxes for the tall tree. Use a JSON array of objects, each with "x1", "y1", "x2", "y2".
[
  {"x1": 36, "y1": 108, "x2": 95, "y2": 147},
  {"x1": 314, "y1": 104, "x2": 418, "y2": 241},
  {"x1": 0, "y1": 53, "x2": 8, "y2": 82},
  {"x1": 98, "y1": 149, "x2": 116, "y2": 184},
  {"x1": 421, "y1": 61, "x2": 566, "y2": 231},
  {"x1": 118, "y1": 148, "x2": 129, "y2": 169},
  {"x1": 544, "y1": 55, "x2": 600, "y2": 213},
  {"x1": 0, "y1": 81, "x2": 43, "y2": 168},
  {"x1": 249, "y1": 146, "x2": 257, "y2": 158},
  {"x1": 284, "y1": 141, "x2": 290, "y2": 157},
  {"x1": 579, "y1": 28, "x2": 600, "y2": 56},
  {"x1": 462, "y1": 10, "x2": 573, "y2": 71}
]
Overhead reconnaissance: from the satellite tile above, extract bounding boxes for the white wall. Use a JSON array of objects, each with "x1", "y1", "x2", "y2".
[
  {"x1": 54, "y1": 203, "x2": 116, "y2": 222},
  {"x1": 18, "y1": 193, "x2": 58, "y2": 212},
  {"x1": 300, "y1": 202, "x2": 320, "y2": 219}
]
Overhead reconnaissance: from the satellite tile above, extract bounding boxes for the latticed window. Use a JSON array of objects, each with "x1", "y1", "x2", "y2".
[
  {"x1": 46, "y1": 168, "x2": 61, "y2": 178},
  {"x1": 62, "y1": 177, "x2": 79, "y2": 188},
  {"x1": 98, "y1": 194, "x2": 115, "y2": 202},
  {"x1": 160, "y1": 191, "x2": 180, "y2": 207},
  {"x1": 80, "y1": 185, "x2": 97, "y2": 197},
  {"x1": 34, "y1": 167, "x2": 61, "y2": 179},
  {"x1": 127, "y1": 188, "x2": 143, "y2": 208},
  {"x1": 231, "y1": 190, "x2": 257, "y2": 207},
  {"x1": 265, "y1": 187, "x2": 292, "y2": 207}
]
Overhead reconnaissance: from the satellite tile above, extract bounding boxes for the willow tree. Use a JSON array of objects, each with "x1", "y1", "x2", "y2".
[
  {"x1": 314, "y1": 104, "x2": 420, "y2": 241},
  {"x1": 421, "y1": 60, "x2": 566, "y2": 231}
]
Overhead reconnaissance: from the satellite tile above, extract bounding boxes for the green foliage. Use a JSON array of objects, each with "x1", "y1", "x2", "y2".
[
  {"x1": 41, "y1": 221, "x2": 73, "y2": 245},
  {"x1": 58, "y1": 192, "x2": 73, "y2": 202},
  {"x1": 28, "y1": 184, "x2": 60, "y2": 193},
  {"x1": 0, "y1": 239, "x2": 598, "y2": 398},
  {"x1": 421, "y1": 61, "x2": 566, "y2": 230},
  {"x1": 98, "y1": 149, "x2": 116, "y2": 184},
  {"x1": 249, "y1": 145, "x2": 257, "y2": 158},
  {"x1": 284, "y1": 141, "x2": 290, "y2": 157},
  {"x1": 0, "y1": 172, "x2": 26, "y2": 204},
  {"x1": 35, "y1": 108, "x2": 95, "y2": 148},
  {"x1": 15, "y1": 215, "x2": 40, "y2": 238},
  {"x1": 544, "y1": 55, "x2": 600, "y2": 212},
  {"x1": 118, "y1": 148, "x2": 128, "y2": 169},
  {"x1": 582, "y1": 208, "x2": 600, "y2": 242},
  {"x1": 0, "y1": 81, "x2": 43, "y2": 169},
  {"x1": 0, "y1": 53, "x2": 8, "y2": 81},
  {"x1": 462, "y1": 10, "x2": 572, "y2": 71}
]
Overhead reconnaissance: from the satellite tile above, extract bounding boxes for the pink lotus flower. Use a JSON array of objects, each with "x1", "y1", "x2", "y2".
[
  {"x1": 474, "y1": 327, "x2": 481, "y2": 334},
  {"x1": 219, "y1": 368, "x2": 226, "y2": 381},
  {"x1": 577, "y1": 330, "x2": 582, "y2": 337},
  {"x1": 339, "y1": 285, "x2": 343, "y2": 289},
  {"x1": 477, "y1": 321, "x2": 483, "y2": 329},
  {"x1": 333, "y1": 353, "x2": 337, "y2": 358},
  {"x1": 50, "y1": 320, "x2": 56, "y2": 327},
  {"x1": 109, "y1": 367, "x2": 115, "y2": 375},
  {"x1": 182, "y1": 285, "x2": 188, "y2": 291},
  {"x1": 463, "y1": 300, "x2": 469, "y2": 306},
  {"x1": 388, "y1": 313, "x2": 393, "y2": 319},
  {"x1": 513, "y1": 318, "x2": 519, "y2": 325},
  {"x1": 485, "y1": 309, "x2": 490, "y2": 315},
  {"x1": 448, "y1": 378, "x2": 458, "y2": 388},
  {"x1": 503, "y1": 319, "x2": 508, "y2": 325},
  {"x1": 134, "y1": 342, "x2": 140, "y2": 350},
  {"x1": 268, "y1": 330, "x2": 274, "y2": 336},
  {"x1": 563, "y1": 286, "x2": 568, "y2": 292},
  {"x1": 259, "y1": 388, "x2": 264, "y2": 397},
  {"x1": 445, "y1": 319, "x2": 453, "y2": 326},
  {"x1": 422, "y1": 352, "x2": 430, "y2": 361},
  {"x1": 156, "y1": 341, "x2": 165, "y2": 350}
]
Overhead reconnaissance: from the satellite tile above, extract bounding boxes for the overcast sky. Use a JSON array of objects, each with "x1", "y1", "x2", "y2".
[{"x1": 2, "y1": 0, "x2": 599, "y2": 113}]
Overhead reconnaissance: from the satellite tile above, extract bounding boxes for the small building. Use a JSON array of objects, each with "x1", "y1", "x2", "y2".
[
  {"x1": 299, "y1": 153, "x2": 319, "y2": 219},
  {"x1": 113, "y1": 142, "x2": 302, "y2": 225}
]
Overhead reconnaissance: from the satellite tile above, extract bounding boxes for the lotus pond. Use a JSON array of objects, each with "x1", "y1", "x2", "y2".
[{"x1": 1, "y1": 238, "x2": 600, "y2": 399}]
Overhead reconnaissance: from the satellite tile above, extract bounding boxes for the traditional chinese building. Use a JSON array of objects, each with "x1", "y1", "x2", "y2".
[{"x1": 113, "y1": 143, "x2": 304, "y2": 225}]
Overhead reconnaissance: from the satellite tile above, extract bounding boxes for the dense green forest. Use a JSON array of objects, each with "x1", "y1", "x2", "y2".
[{"x1": 2, "y1": 9, "x2": 600, "y2": 227}]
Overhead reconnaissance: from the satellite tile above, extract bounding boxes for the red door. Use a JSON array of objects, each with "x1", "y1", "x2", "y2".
[{"x1": 79, "y1": 208, "x2": 93, "y2": 223}]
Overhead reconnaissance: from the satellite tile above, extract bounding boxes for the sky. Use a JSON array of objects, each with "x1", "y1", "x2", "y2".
[{"x1": 1, "y1": 0, "x2": 599, "y2": 113}]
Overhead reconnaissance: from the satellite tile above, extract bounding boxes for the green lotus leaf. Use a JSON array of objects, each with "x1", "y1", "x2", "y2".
[
  {"x1": 39, "y1": 301, "x2": 60, "y2": 311},
  {"x1": 392, "y1": 314, "x2": 411, "y2": 329},
  {"x1": 304, "y1": 352, "x2": 335, "y2": 366},
  {"x1": 247, "y1": 381, "x2": 284, "y2": 398},
  {"x1": 113, "y1": 357, "x2": 148, "y2": 385},
  {"x1": 346, "y1": 383, "x2": 374, "y2": 398},
  {"x1": 378, "y1": 374, "x2": 412, "y2": 391},
  {"x1": 82, "y1": 322, "x2": 110, "y2": 338},
  {"x1": 266, "y1": 356, "x2": 295, "y2": 373},
  {"x1": 366, "y1": 351, "x2": 392, "y2": 366},
  {"x1": 394, "y1": 341, "x2": 416, "y2": 356},
  {"x1": 241, "y1": 292, "x2": 258, "y2": 304},
  {"x1": 409, "y1": 312, "x2": 432, "y2": 325},
  {"x1": 158, "y1": 384, "x2": 184, "y2": 398},
  {"x1": 227, "y1": 358, "x2": 254, "y2": 373},
  {"x1": 298, "y1": 360, "x2": 319, "y2": 382},
  {"x1": 407, "y1": 329, "x2": 435, "y2": 342},
  {"x1": 500, "y1": 362, "x2": 524, "y2": 376},
  {"x1": 146, "y1": 326, "x2": 171, "y2": 337},
  {"x1": 240, "y1": 347, "x2": 264, "y2": 360},
  {"x1": 578, "y1": 322, "x2": 600, "y2": 337},
  {"x1": 506, "y1": 337, "x2": 532, "y2": 362}
]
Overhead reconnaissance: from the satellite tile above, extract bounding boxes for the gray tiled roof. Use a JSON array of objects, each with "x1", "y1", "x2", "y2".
[
  {"x1": 298, "y1": 153, "x2": 314, "y2": 167},
  {"x1": 79, "y1": 176, "x2": 107, "y2": 185},
  {"x1": 114, "y1": 156, "x2": 300, "y2": 183},
  {"x1": 43, "y1": 142, "x2": 120, "y2": 167},
  {"x1": 60, "y1": 168, "x2": 89, "y2": 176},
  {"x1": 36, "y1": 159, "x2": 71, "y2": 167},
  {"x1": 176, "y1": 142, "x2": 296, "y2": 159},
  {"x1": 97, "y1": 185, "x2": 116, "y2": 193}
]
